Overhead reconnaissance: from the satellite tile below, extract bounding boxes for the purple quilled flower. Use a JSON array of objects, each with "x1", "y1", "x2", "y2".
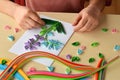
[{"x1": 34, "y1": 34, "x2": 45, "y2": 41}]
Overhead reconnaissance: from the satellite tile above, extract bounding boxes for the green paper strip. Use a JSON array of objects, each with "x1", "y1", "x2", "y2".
[{"x1": 98, "y1": 60, "x2": 106, "y2": 80}]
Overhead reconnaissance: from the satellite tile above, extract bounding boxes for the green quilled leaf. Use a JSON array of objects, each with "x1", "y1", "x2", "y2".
[
  {"x1": 99, "y1": 53, "x2": 104, "y2": 58},
  {"x1": 72, "y1": 42, "x2": 80, "y2": 46},
  {"x1": 41, "y1": 18, "x2": 57, "y2": 24},
  {"x1": 1, "y1": 59, "x2": 7, "y2": 65},
  {"x1": 65, "y1": 67, "x2": 71, "y2": 74},
  {"x1": 89, "y1": 58, "x2": 95, "y2": 63},
  {"x1": 41, "y1": 18, "x2": 66, "y2": 35}
]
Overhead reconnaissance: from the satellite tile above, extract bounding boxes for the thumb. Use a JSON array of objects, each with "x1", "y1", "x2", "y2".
[
  {"x1": 37, "y1": 19, "x2": 45, "y2": 26},
  {"x1": 72, "y1": 13, "x2": 82, "y2": 26},
  {"x1": 29, "y1": 12, "x2": 45, "y2": 26}
]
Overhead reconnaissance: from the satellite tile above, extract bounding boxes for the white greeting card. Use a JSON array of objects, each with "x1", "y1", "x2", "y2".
[{"x1": 9, "y1": 15, "x2": 74, "y2": 66}]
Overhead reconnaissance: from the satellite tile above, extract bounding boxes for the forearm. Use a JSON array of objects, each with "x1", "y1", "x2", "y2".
[
  {"x1": 88, "y1": 0, "x2": 106, "y2": 12},
  {"x1": 0, "y1": 0, "x2": 19, "y2": 18}
]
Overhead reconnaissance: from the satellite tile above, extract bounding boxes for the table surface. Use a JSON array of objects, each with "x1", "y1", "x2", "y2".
[{"x1": 0, "y1": 12, "x2": 120, "y2": 80}]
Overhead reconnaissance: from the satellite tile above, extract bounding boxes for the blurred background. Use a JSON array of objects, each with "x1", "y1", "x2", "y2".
[
  {"x1": 103, "y1": 0, "x2": 120, "y2": 14},
  {"x1": 85, "y1": 0, "x2": 120, "y2": 14}
]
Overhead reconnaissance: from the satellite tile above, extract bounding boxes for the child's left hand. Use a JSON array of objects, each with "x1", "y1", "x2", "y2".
[{"x1": 72, "y1": 5, "x2": 101, "y2": 32}]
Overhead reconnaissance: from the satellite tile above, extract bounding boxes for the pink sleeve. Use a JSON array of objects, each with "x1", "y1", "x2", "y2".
[
  {"x1": 14, "y1": 0, "x2": 25, "y2": 6},
  {"x1": 25, "y1": 0, "x2": 85, "y2": 12}
]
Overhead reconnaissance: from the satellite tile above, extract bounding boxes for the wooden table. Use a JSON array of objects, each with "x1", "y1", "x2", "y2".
[{"x1": 0, "y1": 12, "x2": 120, "y2": 80}]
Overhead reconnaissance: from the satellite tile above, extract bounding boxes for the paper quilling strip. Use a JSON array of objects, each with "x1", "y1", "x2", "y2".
[
  {"x1": 0, "y1": 58, "x2": 29, "y2": 80},
  {"x1": 0, "y1": 51, "x2": 119, "y2": 80}
]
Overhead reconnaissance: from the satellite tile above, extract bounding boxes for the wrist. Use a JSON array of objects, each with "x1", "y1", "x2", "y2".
[
  {"x1": 13, "y1": 4, "x2": 21, "y2": 19},
  {"x1": 88, "y1": 0, "x2": 105, "y2": 12},
  {"x1": 87, "y1": 4, "x2": 101, "y2": 15}
]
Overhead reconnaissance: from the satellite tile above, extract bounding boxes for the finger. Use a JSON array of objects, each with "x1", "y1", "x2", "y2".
[
  {"x1": 87, "y1": 24, "x2": 98, "y2": 31},
  {"x1": 87, "y1": 21, "x2": 99, "y2": 31},
  {"x1": 74, "y1": 18, "x2": 88, "y2": 31},
  {"x1": 20, "y1": 24, "x2": 28, "y2": 30},
  {"x1": 72, "y1": 14, "x2": 82, "y2": 26},
  {"x1": 22, "y1": 21, "x2": 32, "y2": 30},
  {"x1": 29, "y1": 12, "x2": 45, "y2": 25},
  {"x1": 79, "y1": 20, "x2": 92, "y2": 32},
  {"x1": 26, "y1": 17, "x2": 40, "y2": 28}
]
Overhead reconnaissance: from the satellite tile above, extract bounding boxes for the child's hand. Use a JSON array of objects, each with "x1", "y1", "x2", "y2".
[
  {"x1": 14, "y1": 6, "x2": 45, "y2": 30},
  {"x1": 72, "y1": 5, "x2": 101, "y2": 32}
]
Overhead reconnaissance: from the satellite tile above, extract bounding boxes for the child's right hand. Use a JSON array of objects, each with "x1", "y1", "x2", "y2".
[{"x1": 14, "y1": 6, "x2": 45, "y2": 30}]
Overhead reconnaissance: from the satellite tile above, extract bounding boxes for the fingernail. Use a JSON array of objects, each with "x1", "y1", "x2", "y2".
[
  {"x1": 38, "y1": 21, "x2": 45, "y2": 26},
  {"x1": 72, "y1": 23, "x2": 76, "y2": 26}
]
